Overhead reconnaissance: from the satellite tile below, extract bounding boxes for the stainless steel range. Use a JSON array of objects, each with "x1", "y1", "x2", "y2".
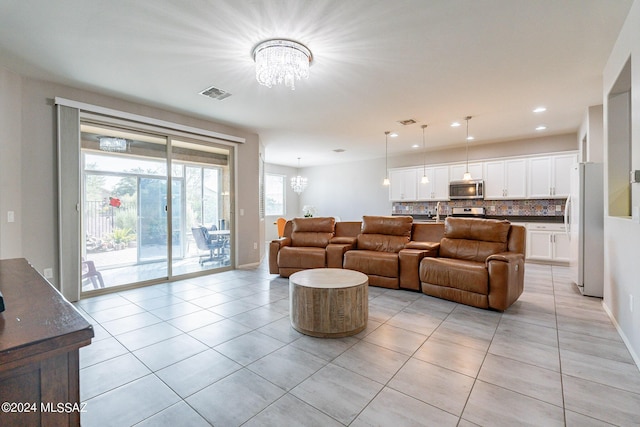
[{"x1": 451, "y1": 207, "x2": 486, "y2": 218}]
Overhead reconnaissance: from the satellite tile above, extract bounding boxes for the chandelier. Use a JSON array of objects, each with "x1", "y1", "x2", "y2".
[
  {"x1": 291, "y1": 158, "x2": 308, "y2": 194},
  {"x1": 98, "y1": 136, "x2": 128, "y2": 152},
  {"x1": 253, "y1": 39, "x2": 312, "y2": 90}
]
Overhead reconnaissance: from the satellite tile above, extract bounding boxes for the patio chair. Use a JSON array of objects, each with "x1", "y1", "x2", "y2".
[
  {"x1": 192, "y1": 226, "x2": 223, "y2": 265},
  {"x1": 82, "y1": 259, "x2": 105, "y2": 289}
]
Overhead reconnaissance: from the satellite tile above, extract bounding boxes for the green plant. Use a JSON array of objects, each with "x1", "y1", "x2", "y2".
[{"x1": 110, "y1": 227, "x2": 134, "y2": 244}]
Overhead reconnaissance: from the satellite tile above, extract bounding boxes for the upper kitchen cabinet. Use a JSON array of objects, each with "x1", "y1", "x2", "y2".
[
  {"x1": 484, "y1": 159, "x2": 527, "y2": 199},
  {"x1": 527, "y1": 153, "x2": 577, "y2": 198},
  {"x1": 449, "y1": 162, "x2": 483, "y2": 181},
  {"x1": 417, "y1": 165, "x2": 449, "y2": 200},
  {"x1": 389, "y1": 168, "x2": 418, "y2": 201}
]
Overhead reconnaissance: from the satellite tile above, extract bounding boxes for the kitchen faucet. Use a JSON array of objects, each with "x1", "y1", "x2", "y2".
[{"x1": 436, "y1": 201, "x2": 441, "y2": 222}]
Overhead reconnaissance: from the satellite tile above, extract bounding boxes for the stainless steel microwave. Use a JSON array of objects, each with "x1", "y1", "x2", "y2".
[{"x1": 449, "y1": 180, "x2": 484, "y2": 200}]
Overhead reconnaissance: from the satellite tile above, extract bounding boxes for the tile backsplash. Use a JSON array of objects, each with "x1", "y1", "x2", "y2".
[{"x1": 392, "y1": 199, "x2": 566, "y2": 217}]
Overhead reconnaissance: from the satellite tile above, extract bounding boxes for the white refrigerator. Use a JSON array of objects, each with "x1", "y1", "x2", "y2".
[{"x1": 567, "y1": 162, "x2": 604, "y2": 297}]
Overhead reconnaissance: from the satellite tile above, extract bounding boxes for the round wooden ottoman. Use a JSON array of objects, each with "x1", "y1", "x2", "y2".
[{"x1": 289, "y1": 268, "x2": 368, "y2": 338}]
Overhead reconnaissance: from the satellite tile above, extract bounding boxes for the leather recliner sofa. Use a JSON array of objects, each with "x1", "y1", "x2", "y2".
[
  {"x1": 418, "y1": 217, "x2": 525, "y2": 311},
  {"x1": 342, "y1": 215, "x2": 413, "y2": 289}
]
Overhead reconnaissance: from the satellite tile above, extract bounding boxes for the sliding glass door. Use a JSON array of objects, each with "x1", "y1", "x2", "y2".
[{"x1": 80, "y1": 122, "x2": 233, "y2": 294}]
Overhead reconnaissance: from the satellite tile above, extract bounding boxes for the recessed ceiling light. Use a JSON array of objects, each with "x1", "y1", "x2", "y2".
[
  {"x1": 533, "y1": 107, "x2": 547, "y2": 113},
  {"x1": 466, "y1": 136, "x2": 475, "y2": 141},
  {"x1": 411, "y1": 144, "x2": 420, "y2": 148},
  {"x1": 536, "y1": 125, "x2": 547, "y2": 131},
  {"x1": 451, "y1": 122, "x2": 461, "y2": 127},
  {"x1": 389, "y1": 132, "x2": 398, "y2": 138}
]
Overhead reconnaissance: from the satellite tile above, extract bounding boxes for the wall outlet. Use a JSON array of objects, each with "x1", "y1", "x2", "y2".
[
  {"x1": 43, "y1": 268, "x2": 53, "y2": 279},
  {"x1": 7, "y1": 211, "x2": 15, "y2": 223},
  {"x1": 556, "y1": 205, "x2": 562, "y2": 212},
  {"x1": 253, "y1": 242, "x2": 258, "y2": 250},
  {"x1": 489, "y1": 205, "x2": 496, "y2": 212},
  {"x1": 630, "y1": 294, "x2": 634, "y2": 313}
]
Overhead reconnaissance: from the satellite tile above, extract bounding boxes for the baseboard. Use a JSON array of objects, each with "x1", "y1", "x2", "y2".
[
  {"x1": 237, "y1": 262, "x2": 261, "y2": 269},
  {"x1": 602, "y1": 301, "x2": 640, "y2": 371}
]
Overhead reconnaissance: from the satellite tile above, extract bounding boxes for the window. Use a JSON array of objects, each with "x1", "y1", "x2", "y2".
[{"x1": 265, "y1": 173, "x2": 285, "y2": 216}]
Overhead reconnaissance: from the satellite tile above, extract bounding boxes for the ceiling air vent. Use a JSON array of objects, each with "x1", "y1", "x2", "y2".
[
  {"x1": 199, "y1": 85, "x2": 232, "y2": 100},
  {"x1": 397, "y1": 119, "x2": 417, "y2": 126}
]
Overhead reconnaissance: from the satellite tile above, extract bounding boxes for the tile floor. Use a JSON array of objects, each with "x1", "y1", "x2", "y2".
[{"x1": 74, "y1": 261, "x2": 640, "y2": 426}]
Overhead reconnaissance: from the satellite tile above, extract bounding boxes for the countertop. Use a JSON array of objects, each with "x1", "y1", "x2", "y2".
[{"x1": 395, "y1": 214, "x2": 564, "y2": 224}]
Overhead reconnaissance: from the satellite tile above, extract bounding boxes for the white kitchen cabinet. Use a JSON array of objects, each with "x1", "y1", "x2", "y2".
[
  {"x1": 526, "y1": 223, "x2": 569, "y2": 262},
  {"x1": 449, "y1": 162, "x2": 483, "y2": 181},
  {"x1": 389, "y1": 168, "x2": 417, "y2": 201},
  {"x1": 527, "y1": 154, "x2": 576, "y2": 198},
  {"x1": 483, "y1": 159, "x2": 527, "y2": 199},
  {"x1": 417, "y1": 166, "x2": 449, "y2": 200}
]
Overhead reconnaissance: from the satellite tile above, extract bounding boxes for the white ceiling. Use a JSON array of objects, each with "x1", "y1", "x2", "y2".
[{"x1": 0, "y1": 0, "x2": 632, "y2": 167}]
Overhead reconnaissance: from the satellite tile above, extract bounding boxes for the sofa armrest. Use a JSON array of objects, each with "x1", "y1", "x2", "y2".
[
  {"x1": 399, "y1": 247, "x2": 438, "y2": 291},
  {"x1": 486, "y1": 251, "x2": 525, "y2": 311},
  {"x1": 269, "y1": 238, "x2": 291, "y2": 274},
  {"x1": 405, "y1": 241, "x2": 440, "y2": 252},
  {"x1": 330, "y1": 236, "x2": 357, "y2": 245},
  {"x1": 486, "y1": 251, "x2": 524, "y2": 265},
  {"x1": 326, "y1": 242, "x2": 355, "y2": 268}
]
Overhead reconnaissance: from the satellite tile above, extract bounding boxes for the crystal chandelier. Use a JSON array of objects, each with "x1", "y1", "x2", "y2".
[
  {"x1": 98, "y1": 136, "x2": 127, "y2": 152},
  {"x1": 291, "y1": 158, "x2": 308, "y2": 194},
  {"x1": 253, "y1": 39, "x2": 312, "y2": 90}
]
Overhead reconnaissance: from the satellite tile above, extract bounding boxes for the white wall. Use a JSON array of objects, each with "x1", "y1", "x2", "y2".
[
  {"x1": 0, "y1": 68, "x2": 22, "y2": 259},
  {"x1": 602, "y1": 0, "x2": 640, "y2": 365},
  {"x1": 0, "y1": 67, "x2": 262, "y2": 284},
  {"x1": 578, "y1": 105, "x2": 604, "y2": 163},
  {"x1": 300, "y1": 157, "x2": 392, "y2": 221}
]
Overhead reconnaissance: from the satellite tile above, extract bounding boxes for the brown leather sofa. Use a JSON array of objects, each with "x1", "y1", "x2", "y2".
[
  {"x1": 418, "y1": 217, "x2": 525, "y2": 311},
  {"x1": 269, "y1": 217, "x2": 335, "y2": 277},
  {"x1": 343, "y1": 216, "x2": 413, "y2": 289}
]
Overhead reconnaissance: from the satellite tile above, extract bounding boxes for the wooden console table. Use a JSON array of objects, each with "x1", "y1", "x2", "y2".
[{"x1": 0, "y1": 258, "x2": 93, "y2": 426}]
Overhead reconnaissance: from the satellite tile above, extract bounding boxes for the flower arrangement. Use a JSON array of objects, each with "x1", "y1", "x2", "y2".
[{"x1": 302, "y1": 205, "x2": 316, "y2": 217}]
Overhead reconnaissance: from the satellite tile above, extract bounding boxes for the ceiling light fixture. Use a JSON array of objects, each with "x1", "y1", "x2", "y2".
[
  {"x1": 463, "y1": 116, "x2": 473, "y2": 180},
  {"x1": 533, "y1": 106, "x2": 547, "y2": 113},
  {"x1": 451, "y1": 122, "x2": 461, "y2": 127},
  {"x1": 98, "y1": 136, "x2": 128, "y2": 153},
  {"x1": 252, "y1": 39, "x2": 312, "y2": 90},
  {"x1": 383, "y1": 131, "x2": 391, "y2": 186},
  {"x1": 421, "y1": 125, "x2": 430, "y2": 184},
  {"x1": 536, "y1": 125, "x2": 547, "y2": 131},
  {"x1": 291, "y1": 157, "x2": 308, "y2": 194}
]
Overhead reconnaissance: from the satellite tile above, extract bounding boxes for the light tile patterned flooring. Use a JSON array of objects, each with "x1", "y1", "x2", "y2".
[{"x1": 74, "y1": 261, "x2": 640, "y2": 426}]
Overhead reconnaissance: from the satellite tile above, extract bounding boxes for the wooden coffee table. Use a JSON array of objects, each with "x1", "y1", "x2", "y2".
[{"x1": 289, "y1": 268, "x2": 368, "y2": 338}]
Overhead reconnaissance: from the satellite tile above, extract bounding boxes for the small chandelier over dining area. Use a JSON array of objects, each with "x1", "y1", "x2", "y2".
[
  {"x1": 98, "y1": 136, "x2": 128, "y2": 153},
  {"x1": 252, "y1": 39, "x2": 312, "y2": 90},
  {"x1": 291, "y1": 157, "x2": 308, "y2": 194}
]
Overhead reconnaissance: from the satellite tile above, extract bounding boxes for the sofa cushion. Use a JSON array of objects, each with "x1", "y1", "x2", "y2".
[
  {"x1": 439, "y1": 238, "x2": 508, "y2": 263},
  {"x1": 278, "y1": 246, "x2": 326, "y2": 269},
  {"x1": 362, "y1": 215, "x2": 412, "y2": 237},
  {"x1": 420, "y1": 257, "x2": 488, "y2": 294},
  {"x1": 291, "y1": 217, "x2": 335, "y2": 248},
  {"x1": 344, "y1": 250, "x2": 399, "y2": 278},
  {"x1": 356, "y1": 234, "x2": 409, "y2": 253},
  {"x1": 444, "y1": 217, "x2": 510, "y2": 243}
]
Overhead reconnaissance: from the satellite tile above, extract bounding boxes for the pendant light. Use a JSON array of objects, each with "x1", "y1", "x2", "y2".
[
  {"x1": 383, "y1": 131, "x2": 391, "y2": 186},
  {"x1": 463, "y1": 116, "x2": 473, "y2": 181},
  {"x1": 420, "y1": 125, "x2": 429, "y2": 184}
]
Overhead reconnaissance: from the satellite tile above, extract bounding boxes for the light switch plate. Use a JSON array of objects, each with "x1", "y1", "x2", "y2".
[
  {"x1": 633, "y1": 206, "x2": 640, "y2": 224},
  {"x1": 7, "y1": 211, "x2": 14, "y2": 223}
]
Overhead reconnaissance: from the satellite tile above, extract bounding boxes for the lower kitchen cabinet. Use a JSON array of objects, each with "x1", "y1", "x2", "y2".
[{"x1": 526, "y1": 223, "x2": 570, "y2": 262}]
